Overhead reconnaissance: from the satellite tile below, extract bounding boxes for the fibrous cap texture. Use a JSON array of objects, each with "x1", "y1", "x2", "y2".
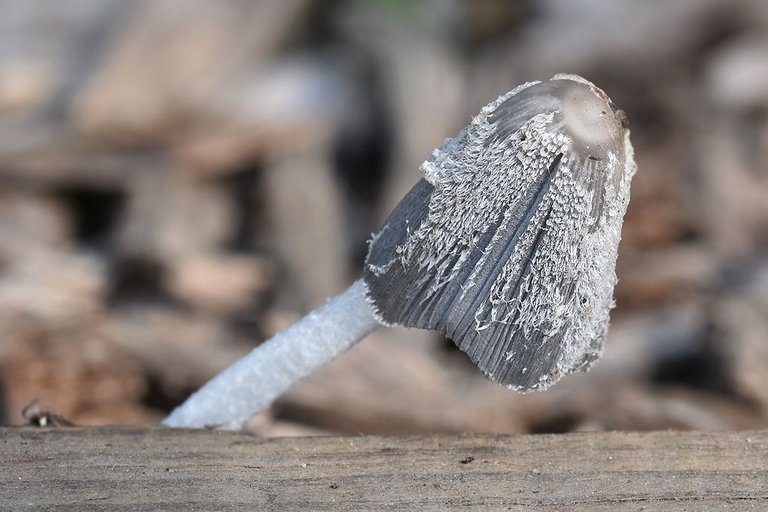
[{"x1": 364, "y1": 74, "x2": 636, "y2": 391}]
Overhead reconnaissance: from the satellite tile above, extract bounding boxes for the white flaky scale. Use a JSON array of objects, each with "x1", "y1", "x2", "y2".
[
  {"x1": 365, "y1": 73, "x2": 635, "y2": 390},
  {"x1": 164, "y1": 74, "x2": 636, "y2": 429}
]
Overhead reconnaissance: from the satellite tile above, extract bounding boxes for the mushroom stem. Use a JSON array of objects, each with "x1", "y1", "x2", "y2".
[{"x1": 163, "y1": 279, "x2": 378, "y2": 429}]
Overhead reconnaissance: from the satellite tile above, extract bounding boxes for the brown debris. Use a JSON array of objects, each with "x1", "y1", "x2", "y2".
[{"x1": 0, "y1": 1, "x2": 768, "y2": 434}]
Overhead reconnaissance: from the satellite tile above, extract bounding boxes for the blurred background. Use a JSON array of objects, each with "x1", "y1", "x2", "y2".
[{"x1": 1, "y1": 0, "x2": 768, "y2": 434}]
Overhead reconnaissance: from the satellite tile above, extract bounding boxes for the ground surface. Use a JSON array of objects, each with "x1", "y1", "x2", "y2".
[{"x1": 2, "y1": 427, "x2": 767, "y2": 511}]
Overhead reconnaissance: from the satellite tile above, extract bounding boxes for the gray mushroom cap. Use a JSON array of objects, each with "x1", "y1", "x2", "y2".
[{"x1": 363, "y1": 74, "x2": 636, "y2": 391}]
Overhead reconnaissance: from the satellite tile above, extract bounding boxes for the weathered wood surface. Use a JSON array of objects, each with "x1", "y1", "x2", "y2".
[{"x1": 1, "y1": 427, "x2": 767, "y2": 511}]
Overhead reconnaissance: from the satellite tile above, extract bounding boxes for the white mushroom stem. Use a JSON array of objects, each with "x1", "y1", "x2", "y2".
[{"x1": 163, "y1": 279, "x2": 378, "y2": 429}]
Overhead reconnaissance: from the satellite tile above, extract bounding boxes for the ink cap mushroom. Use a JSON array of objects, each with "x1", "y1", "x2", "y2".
[
  {"x1": 163, "y1": 74, "x2": 635, "y2": 429},
  {"x1": 365, "y1": 73, "x2": 635, "y2": 391}
]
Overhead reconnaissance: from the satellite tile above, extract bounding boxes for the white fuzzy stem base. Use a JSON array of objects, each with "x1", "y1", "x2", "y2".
[{"x1": 163, "y1": 279, "x2": 379, "y2": 429}]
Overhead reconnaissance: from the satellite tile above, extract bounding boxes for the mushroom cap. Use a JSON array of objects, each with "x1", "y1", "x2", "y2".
[{"x1": 364, "y1": 74, "x2": 636, "y2": 391}]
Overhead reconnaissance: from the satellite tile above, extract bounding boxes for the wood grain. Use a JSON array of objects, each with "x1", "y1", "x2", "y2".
[{"x1": 2, "y1": 427, "x2": 767, "y2": 511}]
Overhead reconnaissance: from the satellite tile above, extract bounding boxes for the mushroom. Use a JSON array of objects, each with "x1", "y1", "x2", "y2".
[{"x1": 163, "y1": 74, "x2": 636, "y2": 429}]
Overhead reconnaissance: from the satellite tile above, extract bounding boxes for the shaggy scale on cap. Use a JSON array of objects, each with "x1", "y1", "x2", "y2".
[{"x1": 364, "y1": 74, "x2": 636, "y2": 391}]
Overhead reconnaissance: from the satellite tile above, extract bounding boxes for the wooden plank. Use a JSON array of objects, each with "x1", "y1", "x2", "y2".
[{"x1": 1, "y1": 427, "x2": 767, "y2": 511}]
